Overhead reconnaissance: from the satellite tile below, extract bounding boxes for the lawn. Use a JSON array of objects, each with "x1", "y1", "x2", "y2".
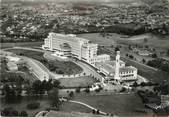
[
  {"x1": 78, "y1": 33, "x2": 117, "y2": 46},
  {"x1": 117, "y1": 34, "x2": 169, "y2": 49},
  {"x1": 59, "y1": 76, "x2": 96, "y2": 88},
  {"x1": 6, "y1": 49, "x2": 83, "y2": 75},
  {"x1": 62, "y1": 93, "x2": 148, "y2": 116},
  {"x1": 0, "y1": 42, "x2": 43, "y2": 49},
  {"x1": 0, "y1": 98, "x2": 51, "y2": 117},
  {"x1": 6, "y1": 49, "x2": 44, "y2": 61}
]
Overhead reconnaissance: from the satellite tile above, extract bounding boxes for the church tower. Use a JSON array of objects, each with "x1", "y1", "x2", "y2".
[{"x1": 114, "y1": 51, "x2": 120, "y2": 80}]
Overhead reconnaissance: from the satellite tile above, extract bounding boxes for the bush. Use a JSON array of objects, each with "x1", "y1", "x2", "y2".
[
  {"x1": 27, "y1": 102, "x2": 40, "y2": 109},
  {"x1": 75, "y1": 87, "x2": 81, "y2": 93},
  {"x1": 85, "y1": 88, "x2": 90, "y2": 93},
  {"x1": 20, "y1": 110, "x2": 28, "y2": 117},
  {"x1": 1, "y1": 107, "x2": 19, "y2": 116}
]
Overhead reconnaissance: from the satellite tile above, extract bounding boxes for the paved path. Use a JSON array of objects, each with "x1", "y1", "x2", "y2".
[{"x1": 69, "y1": 100, "x2": 107, "y2": 115}]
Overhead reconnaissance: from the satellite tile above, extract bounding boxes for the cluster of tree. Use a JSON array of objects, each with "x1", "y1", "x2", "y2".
[
  {"x1": 132, "y1": 81, "x2": 158, "y2": 87},
  {"x1": 154, "y1": 82, "x2": 169, "y2": 95},
  {"x1": 1, "y1": 73, "x2": 26, "y2": 83},
  {"x1": 2, "y1": 79, "x2": 61, "y2": 103},
  {"x1": 126, "y1": 53, "x2": 135, "y2": 60},
  {"x1": 92, "y1": 109, "x2": 101, "y2": 114},
  {"x1": 25, "y1": 79, "x2": 61, "y2": 97},
  {"x1": 104, "y1": 23, "x2": 146, "y2": 36},
  {"x1": 27, "y1": 101, "x2": 40, "y2": 109},
  {"x1": 137, "y1": 90, "x2": 161, "y2": 104},
  {"x1": 147, "y1": 58, "x2": 169, "y2": 73},
  {"x1": 2, "y1": 84, "x2": 22, "y2": 103},
  {"x1": 1, "y1": 107, "x2": 28, "y2": 117}
]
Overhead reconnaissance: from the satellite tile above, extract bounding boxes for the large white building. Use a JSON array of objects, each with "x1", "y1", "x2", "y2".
[
  {"x1": 42, "y1": 33, "x2": 110, "y2": 65},
  {"x1": 42, "y1": 33, "x2": 137, "y2": 81}
]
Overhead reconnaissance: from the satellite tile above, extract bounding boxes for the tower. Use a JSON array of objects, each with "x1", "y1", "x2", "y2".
[{"x1": 114, "y1": 51, "x2": 120, "y2": 80}]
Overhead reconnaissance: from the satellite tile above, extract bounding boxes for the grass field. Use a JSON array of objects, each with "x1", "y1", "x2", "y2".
[
  {"x1": 62, "y1": 93, "x2": 148, "y2": 116},
  {"x1": 0, "y1": 42, "x2": 43, "y2": 49},
  {"x1": 118, "y1": 34, "x2": 169, "y2": 49},
  {"x1": 78, "y1": 33, "x2": 169, "y2": 49},
  {"x1": 59, "y1": 76, "x2": 96, "y2": 88}
]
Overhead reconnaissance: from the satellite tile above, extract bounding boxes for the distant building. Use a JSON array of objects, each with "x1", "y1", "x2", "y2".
[{"x1": 42, "y1": 32, "x2": 110, "y2": 66}]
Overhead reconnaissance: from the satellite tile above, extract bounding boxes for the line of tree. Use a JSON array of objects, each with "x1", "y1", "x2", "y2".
[{"x1": 147, "y1": 58, "x2": 169, "y2": 73}]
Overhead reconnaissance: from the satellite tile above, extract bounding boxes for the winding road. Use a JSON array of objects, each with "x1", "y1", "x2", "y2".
[{"x1": 3, "y1": 47, "x2": 104, "y2": 81}]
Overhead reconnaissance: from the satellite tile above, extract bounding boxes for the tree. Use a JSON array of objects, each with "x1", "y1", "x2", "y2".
[
  {"x1": 75, "y1": 87, "x2": 81, "y2": 93},
  {"x1": 142, "y1": 59, "x2": 146, "y2": 64},
  {"x1": 152, "y1": 53, "x2": 157, "y2": 58},
  {"x1": 68, "y1": 91, "x2": 74, "y2": 99},
  {"x1": 3, "y1": 84, "x2": 17, "y2": 103},
  {"x1": 92, "y1": 109, "x2": 96, "y2": 114},
  {"x1": 20, "y1": 111, "x2": 28, "y2": 117},
  {"x1": 49, "y1": 88, "x2": 60, "y2": 108},
  {"x1": 27, "y1": 102, "x2": 40, "y2": 109},
  {"x1": 115, "y1": 47, "x2": 120, "y2": 52},
  {"x1": 85, "y1": 88, "x2": 90, "y2": 93},
  {"x1": 53, "y1": 80, "x2": 60, "y2": 88},
  {"x1": 144, "y1": 38, "x2": 148, "y2": 43},
  {"x1": 167, "y1": 49, "x2": 169, "y2": 56},
  {"x1": 1, "y1": 107, "x2": 19, "y2": 116},
  {"x1": 32, "y1": 80, "x2": 42, "y2": 95}
]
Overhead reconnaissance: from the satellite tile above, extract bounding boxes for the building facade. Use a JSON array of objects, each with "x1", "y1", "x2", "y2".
[
  {"x1": 95, "y1": 51, "x2": 138, "y2": 81},
  {"x1": 42, "y1": 32, "x2": 110, "y2": 65}
]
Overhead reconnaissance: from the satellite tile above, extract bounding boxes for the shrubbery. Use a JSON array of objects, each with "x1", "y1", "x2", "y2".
[{"x1": 27, "y1": 102, "x2": 40, "y2": 109}]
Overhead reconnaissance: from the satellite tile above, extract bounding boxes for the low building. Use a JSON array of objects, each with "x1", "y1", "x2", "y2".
[{"x1": 7, "y1": 62, "x2": 18, "y2": 71}]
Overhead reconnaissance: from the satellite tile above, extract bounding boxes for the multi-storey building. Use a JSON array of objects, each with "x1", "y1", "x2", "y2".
[
  {"x1": 42, "y1": 32, "x2": 110, "y2": 65},
  {"x1": 42, "y1": 33, "x2": 137, "y2": 81}
]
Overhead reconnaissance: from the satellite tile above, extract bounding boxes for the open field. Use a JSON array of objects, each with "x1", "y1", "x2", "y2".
[
  {"x1": 6, "y1": 49, "x2": 44, "y2": 61},
  {"x1": 117, "y1": 34, "x2": 169, "y2": 49},
  {"x1": 0, "y1": 98, "x2": 50, "y2": 117},
  {"x1": 0, "y1": 42, "x2": 43, "y2": 49},
  {"x1": 63, "y1": 93, "x2": 148, "y2": 116},
  {"x1": 6, "y1": 49, "x2": 83, "y2": 75},
  {"x1": 78, "y1": 33, "x2": 169, "y2": 49},
  {"x1": 59, "y1": 76, "x2": 96, "y2": 88}
]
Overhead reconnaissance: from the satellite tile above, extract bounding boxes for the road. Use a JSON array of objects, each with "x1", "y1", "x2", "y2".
[{"x1": 3, "y1": 47, "x2": 104, "y2": 81}]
